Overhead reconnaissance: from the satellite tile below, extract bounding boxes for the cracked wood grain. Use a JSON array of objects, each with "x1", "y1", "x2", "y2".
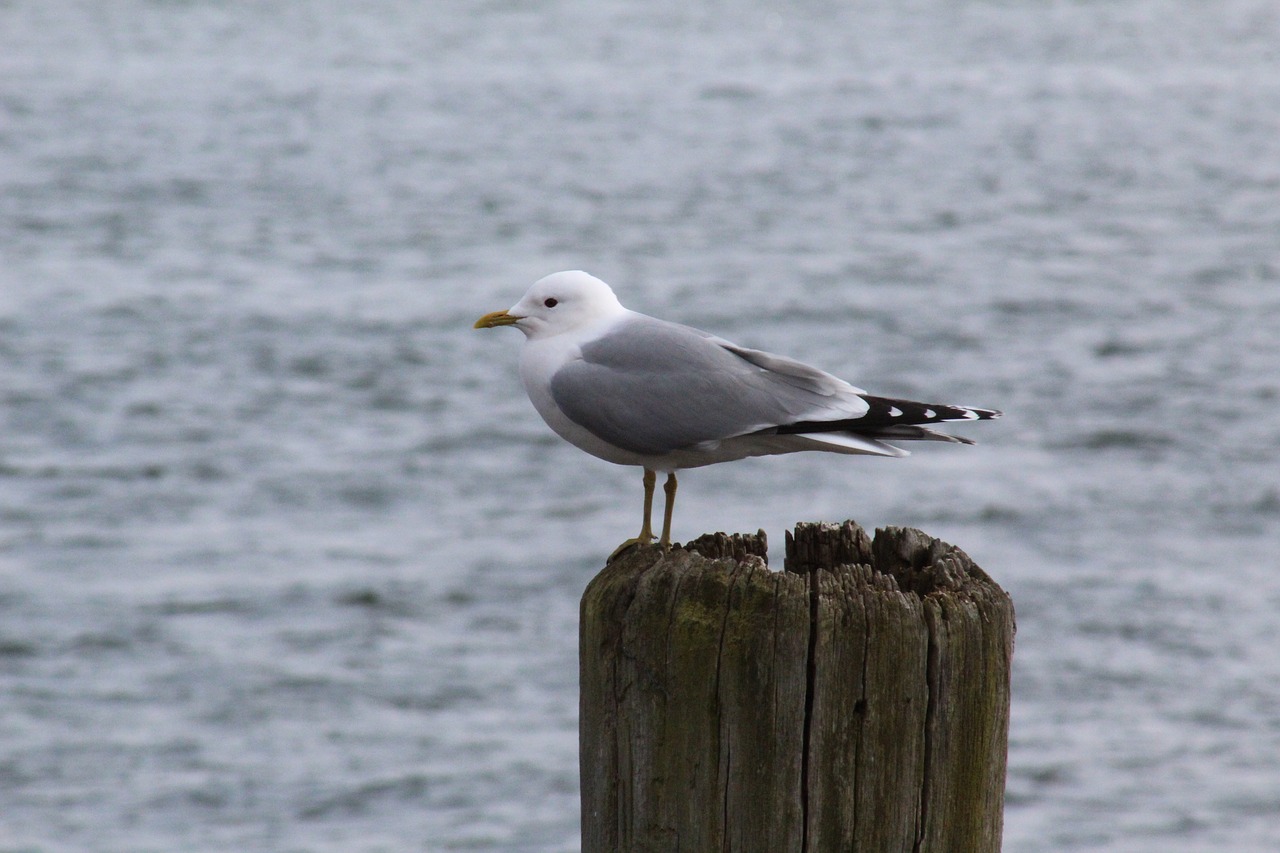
[{"x1": 580, "y1": 523, "x2": 1013, "y2": 853}]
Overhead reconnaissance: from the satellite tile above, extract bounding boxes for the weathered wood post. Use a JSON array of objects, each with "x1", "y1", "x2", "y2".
[{"x1": 580, "y1": 520, "x2": 1014, "y2": 852}]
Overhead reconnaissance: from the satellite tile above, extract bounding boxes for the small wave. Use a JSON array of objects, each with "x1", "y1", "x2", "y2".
[{"x1": 1058, "y1": 429, "x2": 1176, "y2": 451}]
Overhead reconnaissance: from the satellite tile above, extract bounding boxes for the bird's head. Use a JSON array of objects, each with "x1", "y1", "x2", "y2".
[{"x1": 473, "y1": 270, "x2": 626, "y2": 340}]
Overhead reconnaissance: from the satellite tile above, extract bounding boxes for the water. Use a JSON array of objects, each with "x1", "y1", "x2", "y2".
[{"x1": 2, "y1": 1, "x2": 1279, "y2": 850}]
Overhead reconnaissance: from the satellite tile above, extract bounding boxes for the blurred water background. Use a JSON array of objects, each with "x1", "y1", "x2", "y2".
[{"x1": 2, "y1": 1, "x2": 1279, "y2": 850}]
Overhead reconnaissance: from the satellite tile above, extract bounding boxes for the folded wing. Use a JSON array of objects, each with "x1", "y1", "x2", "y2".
[
  {"x1": 549, "y1": 314, "x2": 999, "y2": 458},
  {"x1": 549, "y1": 316, "x2": 868, "y2": 455}
]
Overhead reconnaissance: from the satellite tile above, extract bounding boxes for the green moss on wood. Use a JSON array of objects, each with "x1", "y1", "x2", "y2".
[{"x1": 581, "y1": 522, "x2": 1014, "y2": 853}]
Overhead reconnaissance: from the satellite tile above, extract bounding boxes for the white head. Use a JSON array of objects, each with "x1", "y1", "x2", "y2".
[{"x1": 473, "y1": 271, "x2": 627, "y2": 339}]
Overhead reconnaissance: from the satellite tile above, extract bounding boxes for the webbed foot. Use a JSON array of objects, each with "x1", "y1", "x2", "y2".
[{"x1": 607, "y1": 536, "x2": 654, "y2": 563}]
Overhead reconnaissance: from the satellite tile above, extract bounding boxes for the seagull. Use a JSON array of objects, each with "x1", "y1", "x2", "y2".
[{"x1": 474, "y1": 271, "x2": 1000, "y2": 558}]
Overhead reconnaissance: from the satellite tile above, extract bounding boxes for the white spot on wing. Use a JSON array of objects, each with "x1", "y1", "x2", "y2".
[
  {"x1": 924, "y1": 409, "x2": 936, "y2": 419},
  {"x1": 889, "y1": 407, "x2": 903, "y2": 417}
]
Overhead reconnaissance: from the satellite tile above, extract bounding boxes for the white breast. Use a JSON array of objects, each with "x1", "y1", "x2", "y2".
[{"x1": 517, "y1": 319, "x2": 658, "y2": 468}]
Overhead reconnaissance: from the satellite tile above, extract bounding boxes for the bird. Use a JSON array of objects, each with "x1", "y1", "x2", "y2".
[{"x1": 474, "y1": 270, "x2": 1000, "y2": 559}]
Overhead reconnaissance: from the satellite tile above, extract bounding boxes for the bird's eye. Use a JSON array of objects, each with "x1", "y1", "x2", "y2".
[{"x1": 543, "y1": 298, "x2": 558, "y2": 308}]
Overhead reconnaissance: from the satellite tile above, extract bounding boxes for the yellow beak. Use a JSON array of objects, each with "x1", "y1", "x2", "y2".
[{"x1": 473, "y1": 309, "x2": 521, "y2": 329}]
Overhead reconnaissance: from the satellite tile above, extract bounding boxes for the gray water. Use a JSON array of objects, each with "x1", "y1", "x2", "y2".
[{"x1": 2, "y1": 1, "x2": 1279, "y2": 850}]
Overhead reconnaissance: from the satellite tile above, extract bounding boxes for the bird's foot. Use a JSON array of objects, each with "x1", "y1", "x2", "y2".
[{"x1": 607, "y1": 535, "x2": 655, "y2": 564}]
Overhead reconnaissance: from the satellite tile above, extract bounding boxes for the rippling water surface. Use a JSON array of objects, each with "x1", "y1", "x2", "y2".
[{"x1": 2, "y1": 2, "x2": 1279, "y2": 850}]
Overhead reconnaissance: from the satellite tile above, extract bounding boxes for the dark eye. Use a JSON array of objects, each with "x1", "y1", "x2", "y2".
[{"x1": 543, "y1": 298, "x2": 558, "y2": 308}]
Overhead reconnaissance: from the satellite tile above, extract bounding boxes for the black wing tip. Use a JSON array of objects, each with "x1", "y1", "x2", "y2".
[
  {"x1": 858, "y1": 396, "x2": 1002, "y2": 426},
  {"x1": 776, "y1": 398, "x2": 1002, "y2": 438}
]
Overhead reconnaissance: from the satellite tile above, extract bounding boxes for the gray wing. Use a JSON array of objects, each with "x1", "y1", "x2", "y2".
[
  {"x1": 548, "y1": 315, "x2": 865, "y2": 455},
  {"x1": 708, "y1": 338, "x2": 868, "y2": 397}
]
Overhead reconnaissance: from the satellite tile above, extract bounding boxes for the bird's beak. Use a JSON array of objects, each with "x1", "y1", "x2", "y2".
[{"x1": 473, "y1": 309, "x2": 521, "y2": 329}]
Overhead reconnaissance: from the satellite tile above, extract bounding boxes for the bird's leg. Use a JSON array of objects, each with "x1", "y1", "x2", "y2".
[
  {"x1": 658, "y1": 472, "x2": 677, "y2": 549},
  {"x1": 608, "y1": 469, "x2": 657, "y2": 563},
  {"x1": 638, "y1": 468, "x2": 656, "y2": 543}
]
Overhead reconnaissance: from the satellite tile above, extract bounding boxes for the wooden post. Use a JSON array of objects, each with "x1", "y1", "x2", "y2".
[{"x1": 579, "y1": 521, "x2": 1014, "y2": 853}]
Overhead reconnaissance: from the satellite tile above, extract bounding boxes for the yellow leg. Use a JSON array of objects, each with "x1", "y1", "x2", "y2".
[
  {"x1": 658, "y1": 473, "x2": 677, "y2": 548},
  {"x1": 638, "y1": 468, "x2": 656, "y2": 543},
  {"x1": 608, "y1": 469, "x2": 657, "y2": 562}
]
